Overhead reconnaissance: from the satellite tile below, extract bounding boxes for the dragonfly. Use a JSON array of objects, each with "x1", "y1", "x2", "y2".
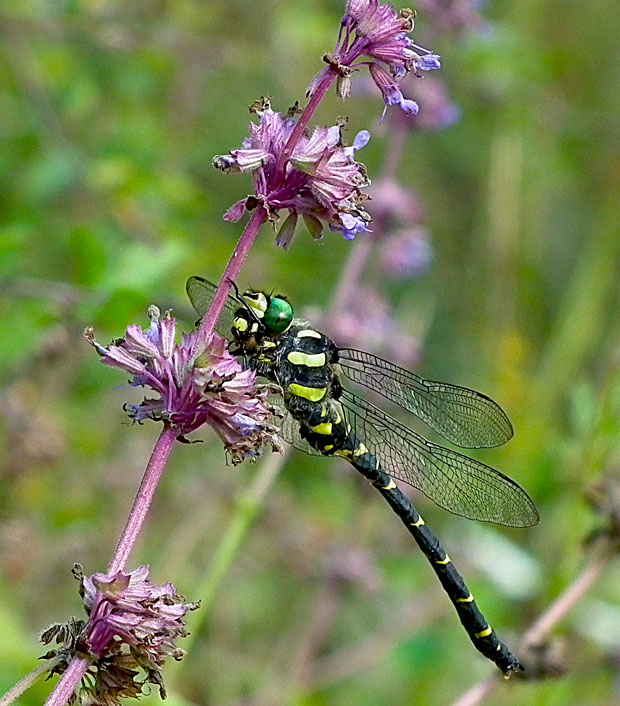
[{"x1": 187, "y1": 276, "x2": 539, "y2": 674}]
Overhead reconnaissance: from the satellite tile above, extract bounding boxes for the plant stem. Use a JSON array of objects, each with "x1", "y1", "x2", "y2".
[
  {"x1": 273, "y1": 69, "x2": 337, "y2": 185},
  {"x1": 108, "y1": 425, "x2": 178, "y2": 574},
  {"x1": 182, "y1": 450, "x2": 287, "y2": 649},
  {"x1": 0, "y1": 662, "x2": 56, "y2": 706},
  {"x1": 194, "y1": 70, "x2": 336, "y2": 351},
  {"x1": 521, "y1": 547, "x2": 613, "y2": 649},
  {"x1": 43, "y1": 427, "x2": 177, "y2": 705},
  {"x1": 193, "y1": 207, "x2": 268, "y2": 349},
  {"x1": 329, "y1": 235, "x2": 373, "y2": 317},
  {"x1": 43, "y1": 656, "x2": 91, "y2": 706}
]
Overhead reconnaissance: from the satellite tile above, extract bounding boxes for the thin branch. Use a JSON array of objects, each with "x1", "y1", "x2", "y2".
[
  {"x1": 108, "y1": 425, "x2": 178, "y2": 574},
  {"x1": 0, "y1": 662, "x2": 55, "y2": 706}
]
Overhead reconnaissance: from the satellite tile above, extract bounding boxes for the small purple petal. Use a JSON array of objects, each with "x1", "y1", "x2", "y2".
[
  {"x1": 328, "y1": 125, "x2": 341, "y2": 147},
  {"x1": 124, "y1": 324, "x2": 160, "y2": 359},
  {"x1": 223, "y1": 198, "x2": 247, "y2": 222},
  {"x1": 306, "y1": 66, "x2": 331, "y2": 98},
  {"x1": 418, "y1": 53, "x2": 441, "y2": 71},
  {"x1": 400, "y1": 97, "x2": 419, "y2": 115},
  {"x1": 332, "y1": 212, "x2": 371, "y2": 240},
  {"x1": 352, "y1": 130, "x2": 371, "y2": 151},
  {"x1": 230, "y1": 148, "x2": 272, "y2": 172},
  {"x1": 100, "y1": 345, "x2": 147, "y2": 376},
  {"x1": 159, "y1": 316, "x2": 176, "y2": 359}
]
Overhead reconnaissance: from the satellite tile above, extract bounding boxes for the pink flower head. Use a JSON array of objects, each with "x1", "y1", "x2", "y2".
[
  {"x1": 82, "y1": 566, "x2": 197, "y2": 663},
  {"x1": 213, "y1": 99, "x2": 372, "y2": 246},
  {"x1": 40, "y1": 565, "x2": 199, "y2": 703},
  {"x1": 85, "y1": 307, "x2": 278, "y2": 464},
  {"x1": 307, "y1": 0, "x2": 440, "y2": 117}
]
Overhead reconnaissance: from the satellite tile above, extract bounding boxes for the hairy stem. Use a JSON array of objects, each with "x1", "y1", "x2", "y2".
[
  {"x1": 43, "y1": 656, "x2": 91, "y2": 706},
  {"x1": 193, "y1": 207, "x2": 268, "y2": 349},
  {"x1": 0, "y1": 662, "x2": 56, "y2": 706},
  {"x1": 108, "y1": 425, "x2": 178, "y2": 574},
  {"x1": 273, "y1": 69, "x2": 337, "y2": 184}
]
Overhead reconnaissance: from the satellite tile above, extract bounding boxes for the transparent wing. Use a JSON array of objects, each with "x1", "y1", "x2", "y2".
[
  {"x1": 337, "y1": 348, "x2": 513, "y2": 449},
  {"x1": 340, "y1": 389, "x2": 538, "y2": 527},
  {"x1": 266, "y1": 393, "x2": 324, "y2": 457},
  {"x1": 186, "y1": 276, "x2": 238, "y2": 338}
]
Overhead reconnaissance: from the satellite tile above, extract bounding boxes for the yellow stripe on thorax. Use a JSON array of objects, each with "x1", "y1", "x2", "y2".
[
  {"x1": 297, "y1": 329, "x2": 321, "y2": 339},
  {"x1": 288, "y1": 383, "x2": 326, "y2": 402},
  {"x1": 311, "y1": 422, "x2": 332, "y2": 435},
  {"x1": 287, "y1": 351, "x2": 326, "y2": 367}
]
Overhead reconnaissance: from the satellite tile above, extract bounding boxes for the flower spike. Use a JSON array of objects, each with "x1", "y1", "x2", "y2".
[{"x1": 214, "y1": 98, "x2": 372, "y2": 247}]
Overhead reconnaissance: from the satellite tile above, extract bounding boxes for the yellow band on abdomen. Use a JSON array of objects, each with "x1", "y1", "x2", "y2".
[{"x1": 288, "y1": 383, "x2": 326, "y2": 402}]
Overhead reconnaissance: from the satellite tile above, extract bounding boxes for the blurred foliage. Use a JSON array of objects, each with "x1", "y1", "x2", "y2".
[{"x1": 1, "y1": 0, "x2": 620, "y2": 704}]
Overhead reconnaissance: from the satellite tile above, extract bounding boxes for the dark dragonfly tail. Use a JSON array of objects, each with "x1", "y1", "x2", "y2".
[{"x1": 350, "y1": 452, "x2": 522, "y2": 675}]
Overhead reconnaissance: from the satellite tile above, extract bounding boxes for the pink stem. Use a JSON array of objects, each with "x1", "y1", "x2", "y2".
[
  {"x1": 193, "y1": 207, "x2": 267, "y2": 348},
  {"x1": 108, "y1": 425, "x2": 178, "y2": 574},
  {"x1": 194, "y1": 69, "x2": 336, "y2": 348},
  {"x1": 44, "y1": 656, "x2": 90, "y2": 706},
  {"x1": 273, "y1": 69, "x2": 337, "y2": 184}
]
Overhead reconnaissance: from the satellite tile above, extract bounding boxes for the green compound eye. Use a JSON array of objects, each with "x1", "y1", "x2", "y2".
[{"x1": 264, "y1": 297, "x2": 293, "y2": 335}]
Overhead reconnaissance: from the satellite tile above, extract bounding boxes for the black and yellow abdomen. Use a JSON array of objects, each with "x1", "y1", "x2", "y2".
[{"x1": 269, "y1": 322, "x2": 521, "y2": 673}]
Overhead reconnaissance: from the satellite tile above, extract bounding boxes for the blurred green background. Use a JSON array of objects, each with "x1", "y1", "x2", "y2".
[{"x1": 2, "y1": 0, "x2": 620, "y2": 704}]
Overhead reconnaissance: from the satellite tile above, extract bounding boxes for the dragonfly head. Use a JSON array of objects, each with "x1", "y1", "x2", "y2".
[{"x1": 231, "y1": 287, "x2": 293, "y2": 345}]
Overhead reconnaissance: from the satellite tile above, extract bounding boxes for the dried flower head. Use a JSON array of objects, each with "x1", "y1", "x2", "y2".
[
  {"x1": 41, "y1": 565, "x2": 198, "y2": 705},
  {"x1": 85, "y1": 306, "x2": 278, "y2": 464},
  {"x1": 214, "y1": 100, "x2": 371, "y2": 246},
  {"x1": 307, "y1": 0, "x2": 441, "y2": 117}
]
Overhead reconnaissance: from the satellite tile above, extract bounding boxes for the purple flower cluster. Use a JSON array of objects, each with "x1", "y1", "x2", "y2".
[
  {"x1": 83, "y1": 566, "x2": 197, "y2": 663},
  {"x1": 41, "y1": 565, "x2": 198, "y2": 704},
  {"x1": 215, "y1": 101, "x2": 372, "y2": 246},
  {"x1": 86, "y1": 306, "x2": 278, "y2": 464},
  {"x1": 307, "y1": 0, "x2": 440, "y2": 118}
]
